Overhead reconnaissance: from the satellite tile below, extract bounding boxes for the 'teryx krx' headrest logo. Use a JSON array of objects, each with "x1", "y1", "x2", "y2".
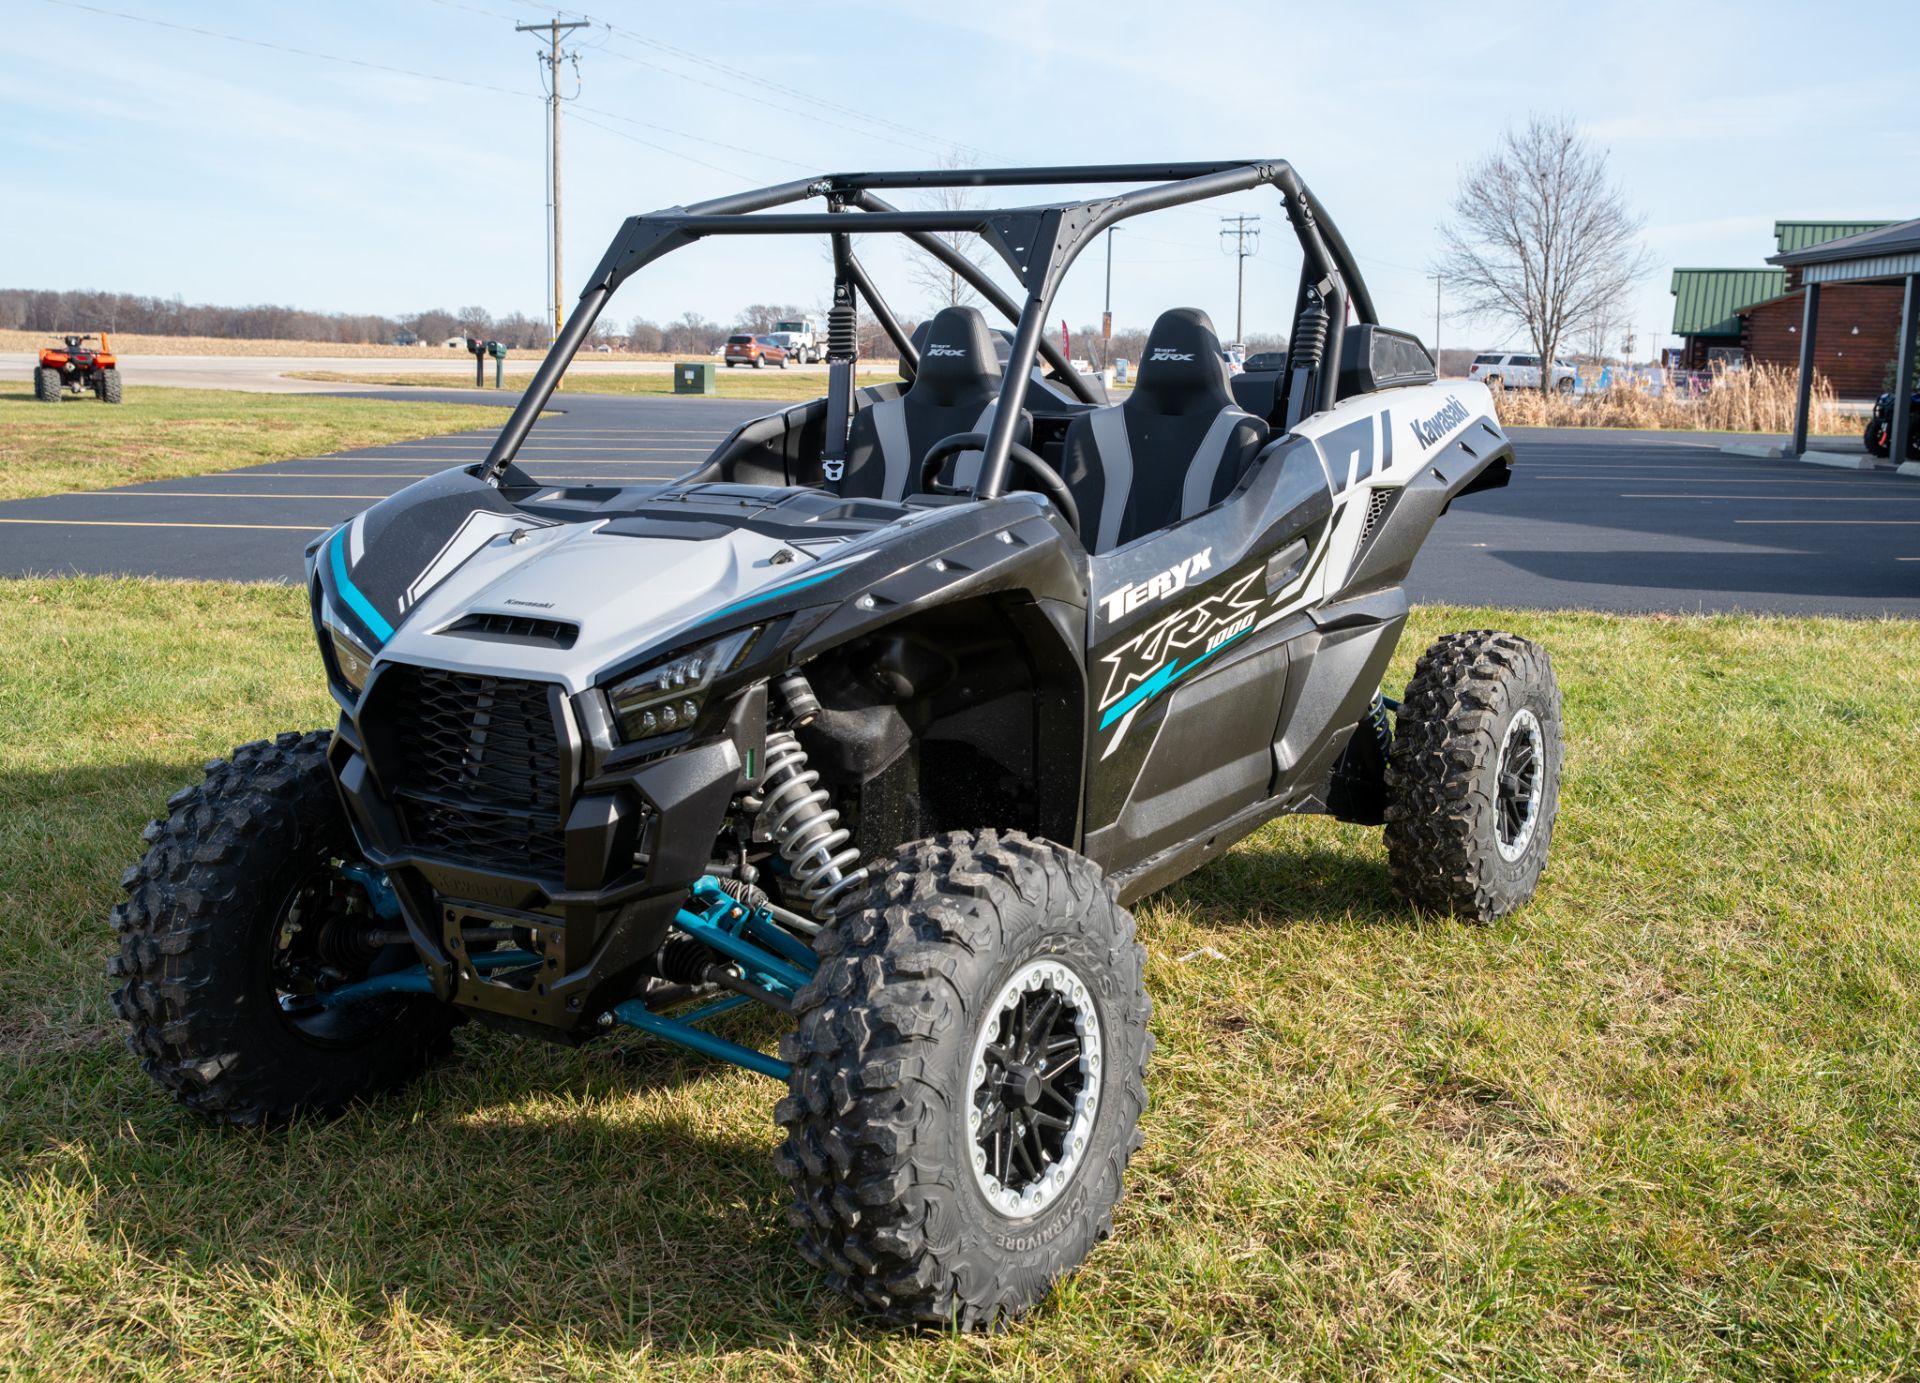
[
  {"x1": 1148, "y1": 347, "x2": 1196, "y2": 362},
  {"x1": 1410, "y1": 395, "x2": 1469, "y2": 448},
  {"x1": 925, "y1": 343, "x2": 968, "y2": 357}
]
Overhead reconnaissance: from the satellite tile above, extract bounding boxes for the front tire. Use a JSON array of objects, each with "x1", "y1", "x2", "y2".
[
  {"x1": 109, "y1": 731, "x2": 454, "y2": 1125},
  {"x1": 1384, "y1": 631, "x2": 1563, "y2": 922},
  {"x1": 33, "y1": 366, "x2": 60, "y2": 402},
  {"x1": 775, "y1": 829, "x2": 1152, "y2": 1329},
  {"x1": 1864, "y1": 417, "x2": 1889, "y2": 458}
]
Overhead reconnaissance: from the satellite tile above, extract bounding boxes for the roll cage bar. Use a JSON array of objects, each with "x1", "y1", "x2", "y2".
[{"x1": 480, "y1": 160, "x2": 1377, "y2": 503}]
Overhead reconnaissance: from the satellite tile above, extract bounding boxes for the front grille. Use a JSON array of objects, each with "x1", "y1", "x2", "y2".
[{"x1": 377, "y1": 664, "x2": 567, "y2": 878}]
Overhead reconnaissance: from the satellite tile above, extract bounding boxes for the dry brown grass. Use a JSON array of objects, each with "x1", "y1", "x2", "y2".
[{"x1": 1490, "y1": 362, "x2": 1851, "y2": 435}]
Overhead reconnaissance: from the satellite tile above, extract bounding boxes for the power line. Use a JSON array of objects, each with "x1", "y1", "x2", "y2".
[
  {"x1": 37, "y1": 0, "x2": 532, "y2": 99},
  {"x1": 488, "y1": 0, "x2": 991, "y2": 160}
]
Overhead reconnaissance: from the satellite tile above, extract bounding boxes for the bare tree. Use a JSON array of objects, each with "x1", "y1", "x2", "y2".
[
  {"x1": 1436, "y1": 114, "x2": 1649, "y2": 393},
  {"x1": 908, "y1": 161, "x2": 994, "y2": 313}
]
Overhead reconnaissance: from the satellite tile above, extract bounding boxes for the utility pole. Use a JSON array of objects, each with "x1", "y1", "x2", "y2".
[
  {"x1": 516, "y1": 17, "x2": 589, "y2": 346},
  {"x1": 1218, "y1": 214, "x2": 1259, "y2": 347},
  {"x1": 1429, "y1": 273, "x2": 1443, "y2": 368},
  {"x1": 1102, "y1": 226, "x2": 1116, "y2": 367}
]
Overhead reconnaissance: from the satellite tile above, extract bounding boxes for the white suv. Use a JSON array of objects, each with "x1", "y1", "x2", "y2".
[{"x1": 1469, "y1": 352, "x2": 1578, "y2": 393}]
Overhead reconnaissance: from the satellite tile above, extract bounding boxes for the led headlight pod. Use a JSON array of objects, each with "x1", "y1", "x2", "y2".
[
  {"x1": 608, "y1": 628, "x2": 755, "y2": 743},
  {"x1": 323, "y1": 612, "x2": 376, "y2": 694}
]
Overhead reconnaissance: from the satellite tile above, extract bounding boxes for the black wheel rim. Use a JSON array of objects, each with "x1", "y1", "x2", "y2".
[
  {"x1": 1495, "y1": 708, "x2": 1544, "y2": 861},
  {"x1": 968, "y1": 960, "x2": 1103, "y2": 1217}
]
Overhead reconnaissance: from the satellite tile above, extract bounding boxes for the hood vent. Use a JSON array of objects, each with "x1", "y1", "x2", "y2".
[{"x1": 442, "y1": 612, "x2": 580, "y2": 649}]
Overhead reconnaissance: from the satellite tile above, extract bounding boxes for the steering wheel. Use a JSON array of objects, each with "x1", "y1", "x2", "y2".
[{"x1": 918, "y1": 432, "x2": 1081, "y2": 538}]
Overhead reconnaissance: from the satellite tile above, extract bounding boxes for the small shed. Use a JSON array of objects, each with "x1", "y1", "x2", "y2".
[{"x1": 1768, "y1": 219, "x2": 1920, "y2": 464}]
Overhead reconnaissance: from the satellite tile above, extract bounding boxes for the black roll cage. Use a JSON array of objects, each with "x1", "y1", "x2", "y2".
[{"x1": 480, "y1": 160, "x2": 1378, "y2": 502}]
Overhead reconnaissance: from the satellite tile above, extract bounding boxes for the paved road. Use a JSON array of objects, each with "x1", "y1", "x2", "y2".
[
  {"x1": 1, "y1": 398, "x2": 1914, "y2": 614},
  {"x1": 1, "y1": 352, "x2": 828, "y2": 392}
]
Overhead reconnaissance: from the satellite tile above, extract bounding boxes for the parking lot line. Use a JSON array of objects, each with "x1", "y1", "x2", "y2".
[
  {"x1": 0, "y1": 518, "x2": 329, "y2": 532},
  {"x1": 72, "y1": 490, "x2": 391, "y2": 500},
  {"x1": 1734, "y1": 519, "x2": 1920, "y2": 526}
]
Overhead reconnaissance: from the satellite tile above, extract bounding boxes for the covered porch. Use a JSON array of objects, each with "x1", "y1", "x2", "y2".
[{"x1": 1770, "y1": 219, "x2": 1920, "y2": 474}]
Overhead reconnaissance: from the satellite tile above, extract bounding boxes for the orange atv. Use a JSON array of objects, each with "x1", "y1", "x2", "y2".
[{"x1": 34, "y1": 333, "x2": 122, "y2": 403}]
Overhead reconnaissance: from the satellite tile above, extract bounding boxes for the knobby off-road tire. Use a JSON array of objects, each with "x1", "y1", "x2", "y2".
[
  {"x1": 775, "y1": 829, "x2": 1152, "y2": 1329},
  {"x1": 98, "y1": 366, "x2": 123, "y2": 403},
  {"x1": 33, "y1": 366, "x2": 60, "y2": 402},
  {"x1": 109, "y1": 730, "x2": 454, "y2": 1125},
  {"x1": 1384, "y1": 631, "x2": 1563, "y2": 922}
]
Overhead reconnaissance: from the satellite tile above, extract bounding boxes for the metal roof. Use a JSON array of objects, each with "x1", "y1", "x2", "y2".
[
  {"x1": 1670, "y1": 268, "x2": 1786, "y2": 337},
  {"x1": 1772, "y1": 220, "x2": 1894, "y2": 255},
  {"x1": 1770, "y1": 217, "x2": 1920, "y2": 267}
]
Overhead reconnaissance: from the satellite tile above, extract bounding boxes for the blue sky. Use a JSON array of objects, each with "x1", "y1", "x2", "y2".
[{"x1": 5, "y1": 0, "x2": 1915, "y2": 355}]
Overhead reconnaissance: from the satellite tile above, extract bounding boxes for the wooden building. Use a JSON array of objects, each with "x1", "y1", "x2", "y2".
[{"x1": 1670, "y1": 221, "x2": 1903, "y2": 397}]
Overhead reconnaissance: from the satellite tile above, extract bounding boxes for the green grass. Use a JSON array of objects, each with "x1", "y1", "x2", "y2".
[
  {"x1": 285, "y1": 369, "x2": 902, "y2": 403},
  {"x1": 0, "y1": 382, "x2": 512, "y2": 501},
  {"x1": 3, "y1": 578, "x2": 1919, "y2": 1379}
]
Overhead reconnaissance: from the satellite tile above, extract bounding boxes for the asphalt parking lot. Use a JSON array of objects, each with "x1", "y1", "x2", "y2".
[{"x1": 0, "y1": 398, "x2": 1914, "y2": 615}]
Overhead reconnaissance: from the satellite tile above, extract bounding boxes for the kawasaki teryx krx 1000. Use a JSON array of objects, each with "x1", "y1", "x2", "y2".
[{"x1": 111, "y1": 160, "x2": 1562, "y2": 1329}]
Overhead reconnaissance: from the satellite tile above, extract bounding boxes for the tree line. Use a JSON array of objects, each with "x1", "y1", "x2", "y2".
[{"x1": 2, "y1": 287, "x2": 1290, "y2": 365}]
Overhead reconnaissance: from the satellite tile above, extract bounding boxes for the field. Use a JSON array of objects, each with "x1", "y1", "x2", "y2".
[
  {"x1": 286, "y1": 369, "x2": 904, "y2": 403},
  {"x1": 0, "y1": 381, "x2": 510, "y2": 502},
  {"x1": 3, "y1": 578, "x2": 1918, "y2": 1380}
]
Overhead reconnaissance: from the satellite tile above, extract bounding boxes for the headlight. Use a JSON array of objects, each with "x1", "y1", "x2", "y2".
[
  {"x1": 324, "y1": 613, "x2": 375, "y2": 694},
  {"x1": 608, "y1": 628, "x2": 756, "y2": 743}
]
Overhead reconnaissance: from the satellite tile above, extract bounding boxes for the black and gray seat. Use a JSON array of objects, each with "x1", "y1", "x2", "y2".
[
  {"x1": 1060, "y1": 308, "x2": 1269, "y2": 552},
  {"x1": 841, "y1": 305, "x2": 1029, "y2": 501}
]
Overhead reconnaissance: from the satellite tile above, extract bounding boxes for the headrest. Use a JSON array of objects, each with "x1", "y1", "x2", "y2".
[
  {"x1": 906, "y1": 306, "x2": 1002, "y2": 406},
  {"x1": 1129, "y1": 308, "x2": 1232, "y2": 417}
]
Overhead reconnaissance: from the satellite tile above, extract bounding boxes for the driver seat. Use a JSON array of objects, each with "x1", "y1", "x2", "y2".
[
  {"x1": 1059, "y1": 308, "x2": 1269, "y2": 552},
  {"x1": 841, "y1": 305, "x2": 1030, "y2": 501}
]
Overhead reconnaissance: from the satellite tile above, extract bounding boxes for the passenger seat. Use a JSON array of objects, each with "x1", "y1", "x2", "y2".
[{"x1": 1059, "y1": 308, "x2": 1269, "y2": 552}]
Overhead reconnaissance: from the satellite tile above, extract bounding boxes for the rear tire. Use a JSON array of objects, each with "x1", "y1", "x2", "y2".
[
  {"x1": 33, "y1": 366, "x2": 60, "y2": 402},
  {"x1": 775, "y1": 829, "x2": 1151, "y2": 1329},
  {"x1": 109, "y1": 731, "x2": 455, "y2": 1125},
  {"x1": 753, "y1": 356, "x2": 764, "y2": 370},
  {"x1": 1384, "y1": 631, "x2": 1562, "y2": 922},
  {"x1": 98, "y1": 366, "x2": 123, "y2": 404}
]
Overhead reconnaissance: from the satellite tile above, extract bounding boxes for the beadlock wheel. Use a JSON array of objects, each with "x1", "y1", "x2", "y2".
[
  {"x1": 1495, "y1": 707, "x2": 1544, "y2": 862},
  {"x1": 967, "y1": 957, "x2": 1103, "y2": 1218}
]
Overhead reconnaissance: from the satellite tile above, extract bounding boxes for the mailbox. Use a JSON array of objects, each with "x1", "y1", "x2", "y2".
[{"x1": 486, "y1": 340, "x2": 507, "y2": 388}]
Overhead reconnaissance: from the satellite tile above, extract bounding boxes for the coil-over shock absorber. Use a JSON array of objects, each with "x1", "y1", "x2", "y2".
[
  {"x1": 757, "y1": 672, "x2": 867, "y2": 919},
  {"x1": 1283, "y1": 291, "x2": 1330, "y2": 429}
]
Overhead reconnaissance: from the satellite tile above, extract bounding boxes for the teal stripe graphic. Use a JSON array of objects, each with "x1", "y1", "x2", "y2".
[
  {"x1": 329, "y1": 529, "x2": 395, "y2": 644},
  {"x1": 1098, "y1": 626, "x2": 1251, "y2": 730}
]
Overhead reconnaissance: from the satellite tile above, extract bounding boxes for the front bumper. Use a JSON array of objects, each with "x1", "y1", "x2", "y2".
[{"x1": 328, "y1": 661, "x2": 745, "y2": 1035}]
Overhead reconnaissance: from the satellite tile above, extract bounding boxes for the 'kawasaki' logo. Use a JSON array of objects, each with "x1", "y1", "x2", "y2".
[
  {"x1": 1410, "y1": 395, "x2": 1469, "y2": 448},
  {"x1": 925, "y1": 343, "x2": 967, "y2": 357},
  {"x1": 1100, "y1": 548, "x2": 1212, "y2": 622}
]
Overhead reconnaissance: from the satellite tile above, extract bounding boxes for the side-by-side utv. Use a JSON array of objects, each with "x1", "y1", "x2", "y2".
[{"x1": 110, "y1": 160, "x2": 1562, "y2": 1329}]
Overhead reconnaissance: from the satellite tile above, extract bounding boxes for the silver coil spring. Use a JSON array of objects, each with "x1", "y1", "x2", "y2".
[{"x1": 758, "y1": 730, "x2": 867, "y2": 919}]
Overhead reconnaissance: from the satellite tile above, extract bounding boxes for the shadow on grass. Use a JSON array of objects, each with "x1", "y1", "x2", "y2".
[
  {"x1": 3, "y1": 757, "x2": 851, "y2": 1354},
  {"x1": 1155, "y1": 824, "x2": 1408, "y2": 930},
  {"x1": 18, "y1": 1024, "x2": 850, "y2": 1353}
]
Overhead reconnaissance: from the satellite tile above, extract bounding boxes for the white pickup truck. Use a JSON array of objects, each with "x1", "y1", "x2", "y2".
[{"x1": 769, "y1": 319, "x2": 823, "y2": 365}]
